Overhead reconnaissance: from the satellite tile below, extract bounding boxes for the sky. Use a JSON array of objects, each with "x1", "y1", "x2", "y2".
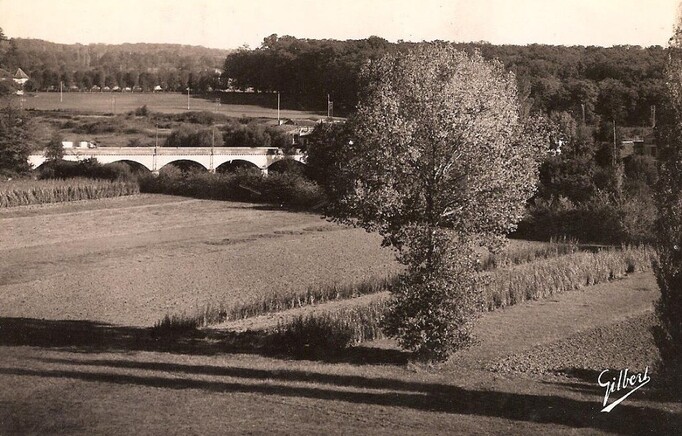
[{"x1": 0, "y1": 0, "x2": 679, "y2": 49}]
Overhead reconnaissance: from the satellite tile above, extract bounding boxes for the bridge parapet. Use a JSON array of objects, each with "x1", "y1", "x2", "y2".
[{"x1": 28, "y1": 147, "x2": 305, "y2": 174}]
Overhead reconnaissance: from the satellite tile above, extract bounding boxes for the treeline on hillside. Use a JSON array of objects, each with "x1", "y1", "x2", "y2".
[
  {"x1": 224, "y1": 35, "x2": 668, "y2": 123},
  {"x1": 0, "y1": 32, "x2": 230, "y2": 93}
]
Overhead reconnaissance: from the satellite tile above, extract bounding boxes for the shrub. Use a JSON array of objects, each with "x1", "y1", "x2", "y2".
[
  {"x1": 517, "y1": 191, "x2": 656, "y2": 244},
  {"x1": 173, "y1": 111, "x2": 227, "y2": 125},
  {"x1": 74, "y1": 119, "x2": 121, "y2": 134},
  {"x1": 139, "y1": 168, "x2": 325, "y2": 209},
  {"x1": 267, "y1": 301, "x2": 387, "y2": 355},
  {"x1": 150, "y1": 313, "x2": 199, "y2": 337},
  {"x1": 164, "y1": 125, "x2": 224, "y2": 148},
  {"x1": 222, "y1": 121, "x2": 272, "y2": 148},
  {"x1": 39, "y1": 158, "x2": 135, "y2": 182},
  {"x1": 134, "y1": 105, "x2": 149, "y2": 117}
]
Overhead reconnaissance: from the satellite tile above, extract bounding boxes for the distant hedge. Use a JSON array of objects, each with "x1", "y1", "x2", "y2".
[
  {"x1": 38, "y1": 158, "x2": 136, "y2": 181},
  {"x1": 139, "y1": 166, "x2": 325, "y2": 209}
]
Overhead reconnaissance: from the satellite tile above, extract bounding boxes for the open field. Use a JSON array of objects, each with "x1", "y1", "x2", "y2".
[
  {"x1": 0, "y1": 194, "x2": 678, "y2": 434},
  {"x1": 17, "y1": 92, "x2": 323, "y2": 119},
  {"x1": 0, "y1": 195, "x2": 399, "y2": 326}
]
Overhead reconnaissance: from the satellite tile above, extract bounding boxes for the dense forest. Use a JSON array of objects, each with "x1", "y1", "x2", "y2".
[
  {"x1": 0, "y1": 32, "x2": 230, "y2": 93},
  {"x1": 224, "y1": 35, "x2": 668, "y2": 124},
  {"x1": 0, "y1": 29, "x2": 670, "y2": 126}
]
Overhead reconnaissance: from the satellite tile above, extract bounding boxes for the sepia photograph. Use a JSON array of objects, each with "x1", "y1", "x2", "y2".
[{"x1": 0, "y1": 0, "x2": 680, "y2": 434}]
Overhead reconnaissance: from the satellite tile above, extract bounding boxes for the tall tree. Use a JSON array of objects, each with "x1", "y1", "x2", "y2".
[
  {"x1": 334, "y1": 44, "x2": 548, "y2": 360},
  {"x1": 0, "y1": 103, "x2": 32, "y2": 176},
  {"x1": 44, "y1": 132, "x2": 64, "y2": 161},
  {"x1": 653, "y1": 15, "x2": 682, "y2": 372}
]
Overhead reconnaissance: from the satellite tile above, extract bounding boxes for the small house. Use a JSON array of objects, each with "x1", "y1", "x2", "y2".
[{"x1": 13, "y1": 68, "x2": 29, "y2": 86}]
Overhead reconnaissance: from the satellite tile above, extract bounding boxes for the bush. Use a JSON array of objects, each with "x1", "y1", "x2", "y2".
[
  {"x1": 150, "y1": 313, "x2": 199, "y2": 337},
  {"x1": 222, "y1": 121, "x2": 272, "y2": 148},
  {"x1": 73, "y1": 119, "x2": 121, "y2": 134},
  {"x1": 164, "y1": 125, "x2": 224, "y2": 148},
  {"x1": 39, "y1": 158, "x2": 135, "y2": 182},
  {"x1": 139, "y1": 168, "x2": 325, "y2": 209},
  {"x1": 173, "y1": 111, "x2": 227, "y2": 125},
  {"x1": 267, "y1": 301, "x2": 387, "y2": 356},
  {"x1": 517, "y1": 191, "x2": 656, "y2": 244},
  {"x1": 134, "y1": 105, "x2": 149, "y2": 117}
]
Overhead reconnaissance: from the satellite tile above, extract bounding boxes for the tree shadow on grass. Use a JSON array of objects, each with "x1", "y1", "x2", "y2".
[
  {"x1": 0, "y1": 317, "x2": 408, "y2": 365},
  {"x1": 1, "y1": 356, "x2": 680, "y2": 435}
]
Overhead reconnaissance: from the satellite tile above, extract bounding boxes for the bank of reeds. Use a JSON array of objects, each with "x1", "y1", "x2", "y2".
[
  {"x1": 0, "y1": 178, "x2": 139, "y2": 207},
  {"x1": 154, "y1": 244, "x2": 655, "y2": 353},
  {"x1": 155, "y1": 275, "x2": 399, "y2": 331},
  {"x1": 482, "y1": 244, "x2": 656, "y2": 311},
  {"x1": 266, "y1": 300, "x2": 388, "y2": 355},
  {"x1": 478, "y1": 237, "x2": 578, "y2": 271},
  {"x1": 160, "y1": 239, "x2": 583, "y2": 330},
  {"x1": 266, "y1": 245, "x2": 655, "y2": 353}
]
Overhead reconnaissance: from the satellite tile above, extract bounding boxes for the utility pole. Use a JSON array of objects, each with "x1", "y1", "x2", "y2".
[
  {"x1": 613, "y1": 119, "x2": 617, "y2": 167},
  {"x1": 277, "y1": 91, "x2": 281, "y2": 125},
  {"x1": 210, "y1": 127, "x2": 215, "y2": 172},
  {"x1": 327, "y1": 94, "x2": 332, "y2": 120}
]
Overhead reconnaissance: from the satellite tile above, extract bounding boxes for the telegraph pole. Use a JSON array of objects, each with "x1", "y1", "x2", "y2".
[
  {"x1": 613, "y1": 120, "x2": 617, "y2": 167},
  {"x1": 210, "y1": 127, "x2": 215, "y2": 172},
  {"x1": 327, "y1": 94, "x2": 331, "y2": 120}
]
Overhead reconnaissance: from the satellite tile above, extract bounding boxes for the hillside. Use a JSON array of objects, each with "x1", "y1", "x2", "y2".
[{"x1": 0, "y1": 37, "x2": 231, "y2": 92}]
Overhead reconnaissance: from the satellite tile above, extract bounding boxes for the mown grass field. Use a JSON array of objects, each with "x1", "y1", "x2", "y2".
[
  {"x1": 0, "y1": 194, "x2": 678, "y2": 434},
  {"x1": 17, "y1": 92, "x2": 321, "y2": 118},
  {"x1": 0, "y1": 194, "x2": 399, "y2": 326}
]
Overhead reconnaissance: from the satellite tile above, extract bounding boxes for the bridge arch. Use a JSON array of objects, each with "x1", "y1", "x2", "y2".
[
  {"x1": 216, "y1": 159, "x2": 261, "y2": 173},
  {"x1": 267, "y1": 158, "x2": 306, "y2": 174},
  {"x1": 109, "y1": 159, "x2": 153, "y2": 173},
  {"x1": 160, "y1": 159, "x2": 208, "y2": 172},
  {"x1": 213, "y1": 155, "x2": 264, "y2": 171}
]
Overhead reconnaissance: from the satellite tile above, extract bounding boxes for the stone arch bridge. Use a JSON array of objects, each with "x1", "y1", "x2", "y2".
[{"x1": 28, "y1": 147, "x2": 306, "y2": 174}]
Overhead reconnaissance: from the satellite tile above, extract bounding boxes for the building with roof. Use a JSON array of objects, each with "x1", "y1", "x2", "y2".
[{"x1": 13, "y1": 68, "x2": 29, "y2": 86}]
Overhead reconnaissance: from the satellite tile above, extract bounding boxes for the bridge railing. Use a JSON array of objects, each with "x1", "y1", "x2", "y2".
[{"x1": 56, "y1": 147, "x2": 292, "y2": 156}]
